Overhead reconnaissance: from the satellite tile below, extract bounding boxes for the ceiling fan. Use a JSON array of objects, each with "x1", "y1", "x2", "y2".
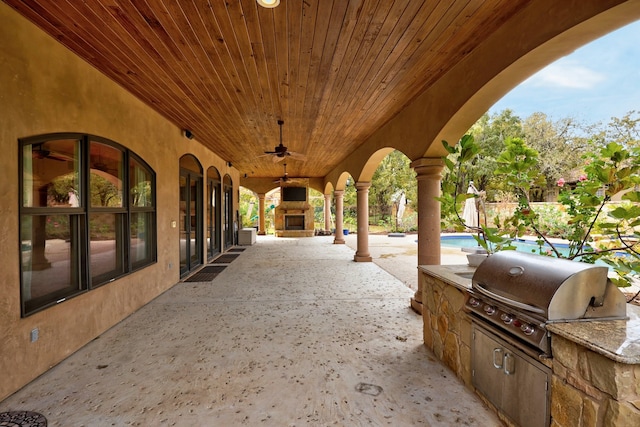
[
  {"x1": 32, "y1": 143, "x2": 71, "y2": 161},
  {"x1": 273, "y1": 163, "x2": 304, "y2": 184},
  {"x1": 274, "y1": 162, "x2": 290, "y2": 183},
  {"x1": 262, "y1": 119, "x2": 306, "y2": 163}
]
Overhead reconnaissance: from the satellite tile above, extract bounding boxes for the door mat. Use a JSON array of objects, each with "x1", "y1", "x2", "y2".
[
  {"x1": 0, "y1": 411, "x2": 48, "y2": 426},
  {"x1": 227, "y1": 247, "x2": 246, "y2": 252},
  {"x1": 184, "y1": 265, "x2": 227, "y2": 282},
  {"x1": 211, "y1": 253, "x2": 240, "y2": 264}
]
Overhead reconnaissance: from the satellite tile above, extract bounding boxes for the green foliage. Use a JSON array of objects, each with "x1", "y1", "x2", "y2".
[
  {"x1": 522, "y1": 113, "x2": 591, "y2": 193},
  {"x1": 48, "y1": 172, "x2": 122, "y2": 207},
  {"x1": 465, "y1": 110, "x2": 525, "y2": 196},
  {"x1": 90, "y1": 173, "x2": 121, "y2": 207},
  {"x1": 239, "y1": 187, "x2": 258, "y2": 228},
  {"x1": 369, "y1": 150, "x2": 416, "y2": 223},
  {"x1": 439, "y1": 136, "x2": 482, "y2": 232},
  {"x1": 342, "y1": 150, "x2": 417, "y2": 232},
  {"x1": 442, "y1": 131, "x2": 640, "y2": 290}
]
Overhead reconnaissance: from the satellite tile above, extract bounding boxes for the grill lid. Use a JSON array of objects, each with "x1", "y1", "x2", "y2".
[{"x1": 472, "y1": 251, "x2": 627, "y2": 321}]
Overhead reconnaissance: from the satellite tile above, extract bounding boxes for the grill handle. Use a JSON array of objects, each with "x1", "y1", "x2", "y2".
[{"x1": 475, "y1": 282, "x2": 546, "y2": 315}]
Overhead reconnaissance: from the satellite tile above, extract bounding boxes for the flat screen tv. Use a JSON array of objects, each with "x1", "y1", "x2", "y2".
[{"x1": 282, "y1": 186, "x2": 306, "y2": 202}]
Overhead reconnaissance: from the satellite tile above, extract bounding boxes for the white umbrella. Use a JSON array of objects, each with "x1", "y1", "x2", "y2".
[
  {"x1": 462, "y1": 182, "x2": 478, "y2": 228},
  {"x1": 396, "y1": 192, "x2": 406, "y2": 224}
]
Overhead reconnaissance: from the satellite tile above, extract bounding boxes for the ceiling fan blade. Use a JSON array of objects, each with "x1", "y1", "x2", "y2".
[
  {"x1": 272, "y1": 155, "x2": 286, "y2": 163},
  {"x1": 288, "y1": 152, "x2": 307, "y2": 161}
]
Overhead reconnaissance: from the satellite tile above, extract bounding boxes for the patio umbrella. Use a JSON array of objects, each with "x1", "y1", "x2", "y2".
[
  {"x1": 396, "y1": 192, "x2": 406, "y2": 224},
  {"x1": 462, "y1": 181, "x2": 479, "y2": 228}
]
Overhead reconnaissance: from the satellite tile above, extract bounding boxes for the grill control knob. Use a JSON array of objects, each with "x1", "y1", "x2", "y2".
[
  {"x1": 483, "y1": 305, "x2": 496, "y2": 315},
  {"x1": 468, "y1": 298, "x2": 481, "y2": 308},
  {"x1": 520, "y1": 323, "x2": 535, "y2": 335},
  {"x1": 500, "y1": 313, "x2": 513, "y2": 324}
]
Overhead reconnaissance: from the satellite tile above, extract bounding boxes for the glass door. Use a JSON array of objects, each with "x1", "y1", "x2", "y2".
[
  {"x1": 179, "y1": 156, "x2": 203, "y2": 277},
  {"x1": 207, "y1": 170, "x2": 221, "y2": 261},
  {"x1": 223, "y1": 175, "x2": 234, "y2": 249}
]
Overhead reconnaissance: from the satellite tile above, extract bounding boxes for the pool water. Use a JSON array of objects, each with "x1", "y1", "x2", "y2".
[{"x1": 441, "y1": 235, "x2": 573, "y2": 257}]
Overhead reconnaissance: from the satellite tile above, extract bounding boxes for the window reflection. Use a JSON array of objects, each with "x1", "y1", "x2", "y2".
[
  {"x1": 20, "y1": 134, "x2": 156, "y2": 316},
  {"x1": 130, "y1": 157, "x2": 152, "y2": 207},
  {"x1": 130, "y1": 154, "x2": 155, "y2": 268},
  {"x1": 90, "y1": 213, "x2": 125, "y2": 284},
  {"x1": 90, "y1": 142, "x2": 123, "y2": 207},
  {"x1": 21, "y1": 214, "x2": 85, "y2": 313},
  {"x1": 23, "y1": 139, "x2": 80, "y2": 208},
  {"x1": 131, "y1": 212, "x2": 153, "y2": 267}
]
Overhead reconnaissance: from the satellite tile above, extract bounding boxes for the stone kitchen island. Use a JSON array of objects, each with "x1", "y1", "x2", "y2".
[{"x1": 419, "y1": 264, "x2": 640, "y2": 427}]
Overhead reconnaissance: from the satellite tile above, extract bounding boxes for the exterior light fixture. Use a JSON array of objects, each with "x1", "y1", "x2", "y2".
[{"x1": 257, "y1": 0, "x2": 280, "y2": 8}]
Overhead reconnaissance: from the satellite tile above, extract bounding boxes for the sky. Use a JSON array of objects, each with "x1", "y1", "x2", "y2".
[{"x1": 488, "y1": 19, "x2": 640, "y2": 125}]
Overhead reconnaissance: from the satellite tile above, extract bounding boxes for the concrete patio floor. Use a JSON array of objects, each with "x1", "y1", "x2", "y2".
[{"x1": 0, "y1": 235, "x2": 501, "y2": 426}]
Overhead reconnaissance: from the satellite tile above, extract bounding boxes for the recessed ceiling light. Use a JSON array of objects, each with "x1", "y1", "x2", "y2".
[{"x1": 257, "y1": 0, "x2": 280, "y2": 8}]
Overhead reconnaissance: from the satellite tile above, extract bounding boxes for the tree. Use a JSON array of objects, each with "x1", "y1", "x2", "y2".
[
  {"x1": 603, "y1": 110, "x2": 640, "y2": 149},
  {"x1": 369, "y1": 150, "x2": 416, "y2": 228},
  {"x1": 522, "y1": 113, "x2": 590, "y2": 200},
  {"x1": 464, "y1": 109, "x2": 525, "y2": 199}
]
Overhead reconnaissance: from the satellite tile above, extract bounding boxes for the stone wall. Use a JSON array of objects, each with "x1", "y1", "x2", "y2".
[
  {"x1": 551, "y1": 335, "x2": 640, "y2": 427},
  {"x1": 421, "y1": 272, "x2": 473, "y2": 386}
]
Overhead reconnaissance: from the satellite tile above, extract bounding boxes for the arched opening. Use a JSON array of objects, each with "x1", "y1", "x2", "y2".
[{"x1": 368, "y1": 150, "x2": 416, "y2": 233}]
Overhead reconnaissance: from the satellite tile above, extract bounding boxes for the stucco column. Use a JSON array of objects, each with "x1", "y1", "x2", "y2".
[
  {"x1": 257, "y1": 193, "x2": 266, "y2": 235},
  {"x1": 333, "y1": 190, "x2": 345, "y2": 244},
  {"x1": 354, "y1": 181, "x2": 372, "y2": 262},
  {"x1": 410, "y1": 157, "x2": 444, "y2": 314},
  {"x1": 324, "y1": 193, "x2": 332, "y2": 233}
]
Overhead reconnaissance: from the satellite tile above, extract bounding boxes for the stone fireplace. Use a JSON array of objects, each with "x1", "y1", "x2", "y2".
[{"x1": 274, "y1": 180, "x2": 314, "y2": 237}]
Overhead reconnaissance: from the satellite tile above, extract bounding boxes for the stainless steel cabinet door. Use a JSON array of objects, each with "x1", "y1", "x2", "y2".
[{"x1": 472, "y1": 324, "x2": 551, "y2": 427}]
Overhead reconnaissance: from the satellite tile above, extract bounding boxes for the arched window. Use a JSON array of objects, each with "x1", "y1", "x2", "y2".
[{"x1": 19, "y1": 133, "x2": 156, "y2": 316}]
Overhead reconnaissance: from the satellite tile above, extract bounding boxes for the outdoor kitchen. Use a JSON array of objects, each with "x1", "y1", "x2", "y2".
[{"x1": 419, "y1": 252, "x2": 640, "y2": 427}]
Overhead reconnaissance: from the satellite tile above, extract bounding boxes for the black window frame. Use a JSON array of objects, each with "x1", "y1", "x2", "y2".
[{"x1": 19, "y1": 133, "x2": 157, "y2": 317}]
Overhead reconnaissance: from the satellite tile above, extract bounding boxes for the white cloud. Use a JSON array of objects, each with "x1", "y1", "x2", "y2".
[
  {"x1": 527, "y1": 61, "x2": 606, "y2": 89},
  {"x1": 490, "y1": 19, "x2": 640, "y2": 124}
]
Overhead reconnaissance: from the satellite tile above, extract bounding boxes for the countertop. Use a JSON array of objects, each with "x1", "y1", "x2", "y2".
[
  {"x1": 546, "y1": 306, "x2": 640, "y2": 364},
  {"x1": 418, "y1": 264, "x2": 475, "y2": 291},
  {"x1": 419, "y1": 264, "x2": 640, "y2": 365}
]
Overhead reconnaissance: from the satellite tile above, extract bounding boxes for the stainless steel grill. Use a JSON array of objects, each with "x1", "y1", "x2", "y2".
[
  {"x1": 466, "y1": 251, "x2": 628, "y2": 427},
  {"x1": 465, "y1": 251, "x2": 627, "y2": 356}
]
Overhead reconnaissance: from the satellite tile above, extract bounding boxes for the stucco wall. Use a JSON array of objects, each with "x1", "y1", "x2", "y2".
[{"x1": 0, "y1": 3, "x2": 238, "y2": 401}]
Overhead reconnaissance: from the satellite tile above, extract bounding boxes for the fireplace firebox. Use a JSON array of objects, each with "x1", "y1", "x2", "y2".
[{"x1": 285, "y1": 215, "x2": 305, "y2": 230}]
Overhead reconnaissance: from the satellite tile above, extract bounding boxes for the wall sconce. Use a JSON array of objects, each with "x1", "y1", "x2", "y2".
[
  {"x1": 257, "y1": 0, "x2": 280, "y2": 8},
  {"x1": 227, "y1": 161, "x2": 233, "y2": 167},
  {"x1": 182, "y1": 129, "x2": 194, "y2": 139}
]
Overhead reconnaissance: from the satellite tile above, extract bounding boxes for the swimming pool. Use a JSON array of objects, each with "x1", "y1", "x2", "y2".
[{"x1": 441, "y1": 234, "x2": 573, "y2": 257}]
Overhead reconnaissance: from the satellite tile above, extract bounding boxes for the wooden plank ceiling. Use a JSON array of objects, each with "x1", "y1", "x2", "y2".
[{"x1": 4, "y1": 0, "x2": 528, "y2": 179}]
